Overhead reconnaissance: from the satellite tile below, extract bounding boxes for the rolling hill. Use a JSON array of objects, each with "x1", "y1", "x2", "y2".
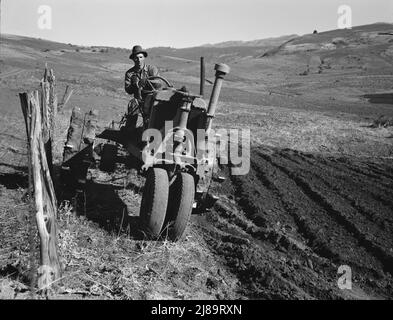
[{"x1": 1, "y1": 22, "x2": 393, "y2": 300}]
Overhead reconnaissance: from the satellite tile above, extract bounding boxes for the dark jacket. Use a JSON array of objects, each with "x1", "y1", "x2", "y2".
[{"x1": 125, "y1": 64, "x2": 159, "y2": 96}]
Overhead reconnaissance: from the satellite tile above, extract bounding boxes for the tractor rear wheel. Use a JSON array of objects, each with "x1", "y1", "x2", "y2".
[
  {"x1": 163, "y1": 172, "x2": 195, "y2": 241},
  {"x1": 139, "y1": 168, "x2": 169, "y2": 238}
]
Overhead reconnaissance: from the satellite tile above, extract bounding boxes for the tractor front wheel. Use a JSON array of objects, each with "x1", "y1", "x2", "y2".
[
  {"x1": 163, "y1": 172, "x2": 195, "y2": 241},
  {"x1": 139, "y1": 168, "x2": 169, "y2": 238}
]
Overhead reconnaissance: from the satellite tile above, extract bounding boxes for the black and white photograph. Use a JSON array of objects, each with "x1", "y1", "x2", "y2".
[{"x1": 0, "y1": 0, "x2": 393, "y2": 305}]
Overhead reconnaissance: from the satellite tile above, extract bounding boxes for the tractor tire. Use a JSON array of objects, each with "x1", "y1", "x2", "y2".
[
  {"x1": 100, "y1": 144, "x2": 117, "y2": 172},
  {"x1": 163, "y1": 172, "x2": 195, "y2": 241},
  {"x1": 139, "y1": 168, "x2": 169, "y2": 238}
]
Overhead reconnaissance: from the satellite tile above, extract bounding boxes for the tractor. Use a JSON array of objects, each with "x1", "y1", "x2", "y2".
[{"x1": 61, "y1": 63, "x2": 230, "y2": 241}]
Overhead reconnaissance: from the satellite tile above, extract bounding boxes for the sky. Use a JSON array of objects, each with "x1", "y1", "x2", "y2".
[{"x1": 1, "y1": 0, "x2": 392, "y2": 49}]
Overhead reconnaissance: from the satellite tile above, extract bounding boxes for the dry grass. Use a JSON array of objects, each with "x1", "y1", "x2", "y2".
[
  {"x1": 53, "y1": 202, "x2": 239, "y2": 300},
  {"x1": 215, "y1": 102, "x2": 393, "y2": 158},
  {"x1": 0, "y1": 186, "x2": 36, "y2": 299}
]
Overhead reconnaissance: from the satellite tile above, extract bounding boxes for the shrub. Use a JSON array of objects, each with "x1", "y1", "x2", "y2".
[{"x1": 371, "y1": 116, "x2": 393, "y2": 128}]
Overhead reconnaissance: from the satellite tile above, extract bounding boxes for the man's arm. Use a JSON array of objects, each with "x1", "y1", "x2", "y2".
[
  {"x1": 146, "y1": 65, "x2": 162, "y2": 89},
  {"x1": 149, "y1": 65, "x2": 159, "y2": 77},
  {"x1": 125, "y1": 71, "x2": 135, "y2": 95},
  {"x1": 125, "y1": 70, "x2": 141, "y2": 96}
]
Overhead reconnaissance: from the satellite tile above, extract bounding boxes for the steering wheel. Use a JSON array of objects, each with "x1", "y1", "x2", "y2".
[{"x1": 141, "y1": 75, "x2": 173, "y2": 94}]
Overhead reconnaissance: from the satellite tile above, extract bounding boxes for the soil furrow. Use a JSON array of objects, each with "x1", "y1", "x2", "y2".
[
  {"x1": 252, "y1": 152, "x2": 350, "y2": 262},
  {"x1": 263, "y1": 152, "x2": 393, "y2": 275},
  {"x1": 247, "y1": 160, "x2": 321, "y2": 251},
  {"x1": 364, "y1": 163, "x2": 393, "y2": 180},
  {"x1": 229, "y1": 164, "x2": 302, "y2": 232},
  {"x1": 255, "y1": 151, "x2": 391, "y2": 275},
  {"x1": 324, "y1": 156, "x2": 393, "y2": 190},
  {"x1": 199, "y1": 213, "x2": 340, "y2": 300},
  {"x1": 277, "y1": 150, "x2": 393, "y2": 230},
  {"x1": 294, "y1": 152, "x2": 393, "y2": 210}
]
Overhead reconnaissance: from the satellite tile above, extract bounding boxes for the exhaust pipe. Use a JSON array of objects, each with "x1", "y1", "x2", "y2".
[
  {"x1": 200, "y1": 57, "x2": 205, "y2": 97},
  {"x1": 206, "y1": 63, "x2": 230, "y2": 131}
]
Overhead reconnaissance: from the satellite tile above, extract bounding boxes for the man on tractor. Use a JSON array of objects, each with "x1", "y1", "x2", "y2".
[{"x1": 124, "y1": 45, "x2": 161, "y2": 131}]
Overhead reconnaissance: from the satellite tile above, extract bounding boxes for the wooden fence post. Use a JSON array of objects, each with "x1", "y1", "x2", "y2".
[
  {"x1": 40, "y1": 67, "x2": 57, "y2": 177},
  {"x1": 20, "y1": 88, "x2": 61, "y2": 294},
  {"x1": 20, "y1": 93, "x2": 37, "y2": 297}
]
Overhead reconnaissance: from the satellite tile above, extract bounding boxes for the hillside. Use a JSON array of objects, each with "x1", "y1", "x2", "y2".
[{"x1": 1, "y1": 22, "x2": 393, "y2": 300}]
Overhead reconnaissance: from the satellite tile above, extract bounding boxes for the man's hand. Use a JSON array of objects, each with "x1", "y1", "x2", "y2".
[
  {"x1": 131, "y1": 74, "x2": 139, "y2": 86},
  {"x1": 138, "y1": 77, "x2": 147, "y2": 88}
]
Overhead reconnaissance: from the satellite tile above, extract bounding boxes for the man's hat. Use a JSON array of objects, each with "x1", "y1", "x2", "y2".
[{"x1": 129, "y1": 45, "x2": 148, "y2": 59}]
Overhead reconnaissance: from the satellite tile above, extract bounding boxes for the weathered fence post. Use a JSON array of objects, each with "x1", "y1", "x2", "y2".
[
  {"x1": 41, "y1": 67, "x2": 57, "y2": 177},
  {"x1": 19, "y1": 70, "x2": 61, "y2": 294},
  {"x1": 61, "y1": 107, "x2": 98, "y2": 204},
  {"x1": 20, "y1": 93, "x2": 37, "y2": 298}
]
